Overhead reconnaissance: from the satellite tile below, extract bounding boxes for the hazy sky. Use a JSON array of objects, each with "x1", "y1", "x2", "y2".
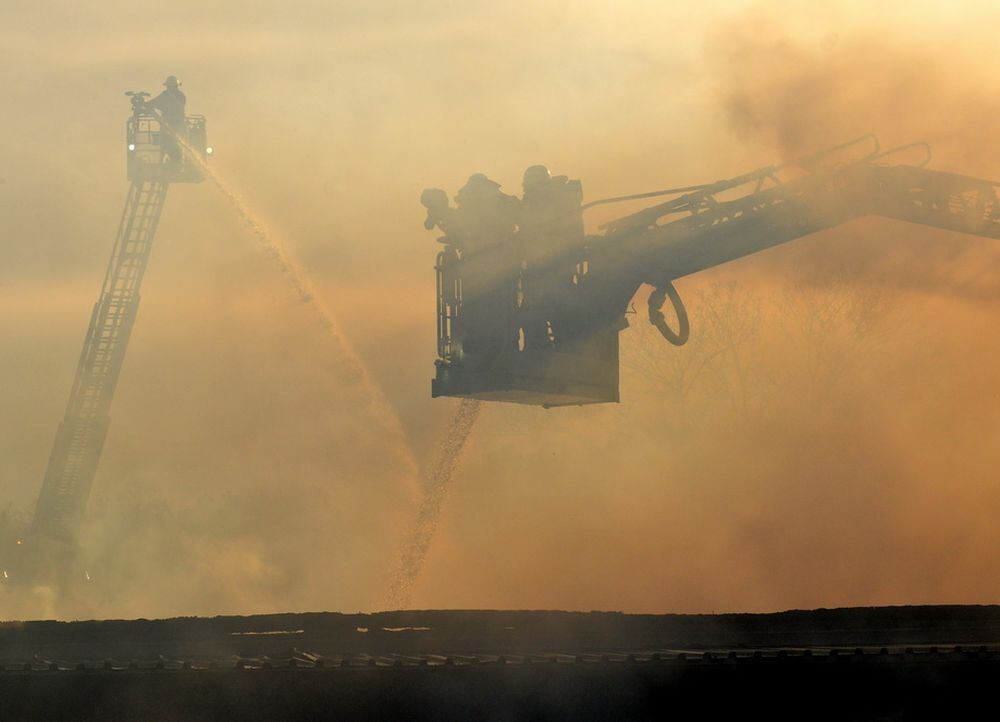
[{"x1": 2, "y1": 0, "x2": 1000, "y2": 619}]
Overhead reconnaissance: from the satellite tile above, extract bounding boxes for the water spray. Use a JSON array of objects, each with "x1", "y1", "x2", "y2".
[
  {"x1": 384, "y1": 398, "x2": 482, "y2": 609},
  {"x1": 174, "y1": 127, "x2": 481, "y2": 609},
  {"x1": 174, "y1": 133, "x2": 419, "y2": 479}
]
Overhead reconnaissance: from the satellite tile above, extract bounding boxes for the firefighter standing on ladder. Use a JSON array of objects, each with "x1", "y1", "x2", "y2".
[{"x1": 146, "y1": 75, "x2": 187, "y2": 163}]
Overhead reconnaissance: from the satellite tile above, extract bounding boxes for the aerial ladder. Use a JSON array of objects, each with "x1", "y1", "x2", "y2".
[
  {"x1": 424, "y1": 136, "x2": 1000, "y2": 407},
  {"x1": 25, "y1": 91, "x2": 211, "y2": 577}
]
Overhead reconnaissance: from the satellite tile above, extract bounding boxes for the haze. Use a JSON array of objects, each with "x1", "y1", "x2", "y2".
[{"x1": 2, "y1": 0, "x2": 1000, "y2": 619}]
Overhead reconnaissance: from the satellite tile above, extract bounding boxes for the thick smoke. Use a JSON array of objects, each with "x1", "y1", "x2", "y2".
[
  {"x1": 705, "y1": 8, "x2": 1000, "y2": 298},
  {"x1": 2, "y1": 1, "x2": 1000, "y2": 619}
]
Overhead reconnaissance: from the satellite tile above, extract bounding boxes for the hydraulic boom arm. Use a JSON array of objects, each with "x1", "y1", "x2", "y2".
[
  {"x1": 594, "y1": 143, "x2": 1000, "y2": 319},
  {"x1": 426, "y1": 136, "x2": 1000, "y2": 407}
]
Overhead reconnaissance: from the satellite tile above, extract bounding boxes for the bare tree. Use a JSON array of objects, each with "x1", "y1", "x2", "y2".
[
  {"x1": 698, "y1": 281, "x2": 764, "y2": 420},
  {"x1": 776, "y1": 280, "x2": 897, "y2": 397},
  {"x1": 623, "y1": 281, "x2": 762, "y2": 427}
]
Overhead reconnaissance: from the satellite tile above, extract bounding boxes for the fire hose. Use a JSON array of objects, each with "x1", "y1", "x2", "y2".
[{"x1": 647, "y1": 281, "x2": 689, "y2": 346}]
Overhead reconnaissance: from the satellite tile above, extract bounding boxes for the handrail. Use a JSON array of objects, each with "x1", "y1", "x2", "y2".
[
  {"x1": 791, "y1": 133, "x2": 880, "y2": 171},
  {"x1": 871, "y1": 142, "x2": 932, "y2": 168},
  {"x1": 597, "y1": 135, "x2": 887, "y2": 234},
  {"x1": 593, "y1": 135, "x2": 883, "y2": 232},
  {"x1": 598, "y1": 165, "x2": 781, "y2": 233},
  {"x1": 581, "y1": 184, "x2": 710, "y2": 211}
]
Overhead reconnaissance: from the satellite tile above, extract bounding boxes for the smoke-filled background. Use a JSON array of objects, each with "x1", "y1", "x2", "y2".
[{"x1": 2, "y1": 0, "x2": 1000, "y2": 619}]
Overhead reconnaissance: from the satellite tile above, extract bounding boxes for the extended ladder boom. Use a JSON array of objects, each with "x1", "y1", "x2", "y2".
[
  {"x1": 24, "y1": 93, "x2": 209, "y2": 574},
  {"x1": 602, "y1": 160, "x2": 1000, "y2": 306},
  {"x1": 32, "y1": 181, "x2": 168, "y2": 553}
]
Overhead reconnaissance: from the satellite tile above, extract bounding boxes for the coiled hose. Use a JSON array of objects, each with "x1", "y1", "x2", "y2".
[{"x1": 647, "y1": 281, "x2": 689, "y2": 346}]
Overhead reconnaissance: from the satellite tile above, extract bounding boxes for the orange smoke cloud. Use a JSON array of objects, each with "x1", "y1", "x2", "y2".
[{"x1": 2, "y1": 0, "x2": 1000, "y2": 619}]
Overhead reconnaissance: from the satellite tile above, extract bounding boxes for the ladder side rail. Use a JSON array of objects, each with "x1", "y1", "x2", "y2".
[
  {"x1": 62, "y1": 183, "x2": 143, "y2": 408},
  {"x1": 33, "y1": 185, "x2": 145, "y2": 528},
  {"x1": 864, "y1": 165, "x2": 1000, "y2": 241},
  {"x1": 32, "y1": 180, "x2": 169, "y2": 541},
  {"x1": 124, "y1": 182, "x2": 168, "y2": 294},
  {"x1": 81, "y1": 182, "x2": 167, "y2": 418},
  {"x1": 67, "y1": 181, "x2": 167, "y2": 420},
  {"x1": 65, "y1": 184, "x2": 149, "y2": 406}
]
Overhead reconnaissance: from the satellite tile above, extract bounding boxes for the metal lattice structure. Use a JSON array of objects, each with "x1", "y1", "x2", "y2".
[
  {"x1": 32, "y1": 181, "x2": 169, "y2": 549},
  {"x1": 24, "y1": 98, "x2": 210, "y2": 572},
  {"x1": 427, "y1": 136, "x2": 1000, "y2": 407}
]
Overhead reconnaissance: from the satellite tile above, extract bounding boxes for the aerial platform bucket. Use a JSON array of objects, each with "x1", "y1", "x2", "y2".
[
  {"x1": 431, "y1": 342, "x2": 620, "y2": 408},
  {"x1": 433, "y1": 245, "x2": 619, "y2": 407},
  {"x1": 126, "y1": 113, "x2": 209, "y2": 184}
]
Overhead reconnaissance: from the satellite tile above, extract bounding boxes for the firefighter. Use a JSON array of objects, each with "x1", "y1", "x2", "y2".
[
  {"x1": 452, "y1": 174, "x2": 519, "y2": 361},
  {"x1": 146, "y1": 76, "x2": 187, "y2": 163},
  {"x1": 522, "y1": 164, "x2": 552, "y2": 197},
  {"x1": 454, "y1": 174, "x2": 519, "y2": 249},
  {"x1": 519, "y1": 165, "x2": 585, "y2": 350},
  {"x1": 520, "y1": 165, "x2": 584, "y2": 255},
  {"x1": 421, "y1": 188, "x2": 460, "y2": 241}
]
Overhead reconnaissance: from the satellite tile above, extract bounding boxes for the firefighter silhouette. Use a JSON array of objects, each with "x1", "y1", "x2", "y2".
[
  {"x1": 147, "y1": 76, "x2": 187, "y2": 163},
  {"x1": 519, "y1": 165, "x2": 585, "y2": 350}
]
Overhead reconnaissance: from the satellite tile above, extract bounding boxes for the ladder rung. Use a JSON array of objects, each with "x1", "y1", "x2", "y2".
[{"x1": 34, "y1": 180, "x2": 168, "y2": 535}]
